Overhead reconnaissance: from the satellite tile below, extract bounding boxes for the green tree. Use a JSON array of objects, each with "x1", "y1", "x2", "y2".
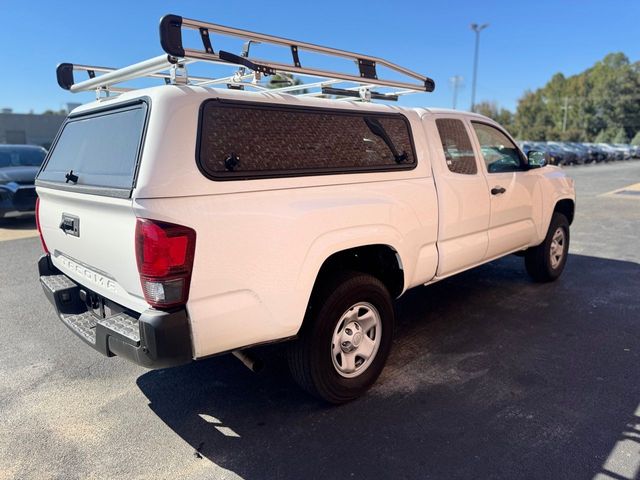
[
  {"x1": 513, "y1": 90, "x2": 554, "y2": 140},
  {"x1": 613, "y1": 127, "x2": 629, "y2": 143},
  {"x1": 474, "y1": 101, "x2": 515, "y2": 133},
  {"x1": 559, "y1": 128, "x2": 583, "y2": 142},
  {"x1": 512, "y1": 52, "x2": 640, "y2": 142},
  {"x1": 631, "y1": 131, "x2": 640, "y2": 145},
  {"x1": 595, "y1": 129, "x2": 613, "y2": 143}
]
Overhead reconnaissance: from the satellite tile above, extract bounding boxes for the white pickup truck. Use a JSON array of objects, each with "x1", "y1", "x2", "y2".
[{"x1": 36, "y1": 15, "x2": 575, "y2": 403}]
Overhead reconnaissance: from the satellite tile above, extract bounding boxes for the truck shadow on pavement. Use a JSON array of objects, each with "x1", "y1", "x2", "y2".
[{"x1": 137, "y1": 253, "x2": 640, "y2": 479}]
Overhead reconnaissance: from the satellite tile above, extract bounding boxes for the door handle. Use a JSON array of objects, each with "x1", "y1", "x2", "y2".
[
  {"x1": 59, "y1": 213, "x2": 80, "y2": 236},
  {"x1": 59, "y1": 219, "x2": 74, "y2": 231},
  {"x1": 491, "y1": 186, "x2": 506, "y2": 195}
]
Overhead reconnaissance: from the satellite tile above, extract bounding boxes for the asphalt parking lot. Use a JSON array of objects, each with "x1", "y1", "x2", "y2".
[{"x1": 1, "y1": 162, "x2": 639, "y2": 480}]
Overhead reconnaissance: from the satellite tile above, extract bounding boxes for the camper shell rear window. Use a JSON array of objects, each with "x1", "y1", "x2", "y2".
[
  {"x1": 196, "y1": 99, "x2": 417, "y2": 180},
  {"x1": 37, "y1": 100, "x2": 148, "y2": 197}
]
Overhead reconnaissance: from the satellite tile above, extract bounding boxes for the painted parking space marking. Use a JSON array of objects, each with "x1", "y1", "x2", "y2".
[{"x1": 601, "y1": 182, "x2": 640, "y2": 199}]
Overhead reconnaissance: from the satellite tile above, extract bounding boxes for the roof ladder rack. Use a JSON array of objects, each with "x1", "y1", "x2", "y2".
[{"x1": 56, "y1": 13, "x2": 435, "y2": 102}]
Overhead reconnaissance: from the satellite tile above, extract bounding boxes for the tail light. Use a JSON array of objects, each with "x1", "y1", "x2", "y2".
[
  {"x1": 35, "y1": 197, "x2": 49, "y2": 254},
  {"x1": 135, "y1": 218, "x2": 196, "y2": 309}
]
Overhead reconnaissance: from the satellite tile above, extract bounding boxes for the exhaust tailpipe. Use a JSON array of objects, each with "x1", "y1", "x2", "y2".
[{"x1": 232, "y1": 349, "x2": 264, "y2": 373}]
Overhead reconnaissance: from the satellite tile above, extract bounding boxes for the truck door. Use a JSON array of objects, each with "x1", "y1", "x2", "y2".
[
  {"x1": 469, "y1": 121, "x2": 539, "y2": 258},
  {"x1": 429, "y1": 116, "x2": 491, "y2": 277}
]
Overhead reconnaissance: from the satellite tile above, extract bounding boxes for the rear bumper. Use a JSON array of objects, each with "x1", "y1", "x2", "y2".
[{"x1": 38, "y1": 254, "x2": 192, "y2": 368}]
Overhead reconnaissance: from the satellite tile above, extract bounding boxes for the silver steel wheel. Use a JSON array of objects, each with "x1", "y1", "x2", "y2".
[
  {"x1": 549, "y1": 227, "x2": 566, "y2": 269},
  {"x1": 331, "y1": 302, "x2": 382, "y2": 378}
]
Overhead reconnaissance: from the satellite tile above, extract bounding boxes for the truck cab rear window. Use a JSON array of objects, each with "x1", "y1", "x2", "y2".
[
  {"x1": 38, "y1": 102, "x2": 147, "y2": 192},
  {"x1": 197, "y1": 100, "x2": 416, "y2": 180},
  {"x1": 435, "y1": 119, "x2": 478, "y2": 175}
]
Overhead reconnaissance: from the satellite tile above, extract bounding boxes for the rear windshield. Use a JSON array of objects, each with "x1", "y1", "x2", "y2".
[
  {"x1": 38, "y1": 102, "x2": 147, "y2": 192},
  {"x1": 0, "y1": 147, "x2": 46, "y2": 167}
]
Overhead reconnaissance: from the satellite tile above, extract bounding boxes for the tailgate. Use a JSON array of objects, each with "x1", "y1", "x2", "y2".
[
  {"x1": 37, "y1": 187, "x2": 147, "y2": 312},
  {"x1": 35, "y1": 99, "x2": 149, "y2": 313}
]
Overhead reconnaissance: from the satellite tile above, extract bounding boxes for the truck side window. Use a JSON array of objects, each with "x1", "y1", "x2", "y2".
[
  {"x1": 435, "y1": 119, "x2": 478, "y2": 175},
  {"x1": 471, "y1": 122, "x2": 525, "y2": 173},
  {"x1": 197, "y1": 100, "x2": 417, "y2": 180}
]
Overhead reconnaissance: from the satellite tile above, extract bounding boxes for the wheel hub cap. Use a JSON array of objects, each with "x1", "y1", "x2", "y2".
[
  {"x1": 550, "y1": 227, "x2": 565, "y2": 269},
  {"x1": 339, "y1": 322, "x2": 363, "y2": 352},
  {"x1": 331, "y1": 302, "x2": 382, "y2": 378}
]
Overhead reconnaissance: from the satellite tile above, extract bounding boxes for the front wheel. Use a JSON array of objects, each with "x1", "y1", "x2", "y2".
[
  {"x1": 288, "y1": 272, "x2": 394, "y2": 404},
  {"x1": 525, "y1": 212, "x2": 570, "y2": 282}
]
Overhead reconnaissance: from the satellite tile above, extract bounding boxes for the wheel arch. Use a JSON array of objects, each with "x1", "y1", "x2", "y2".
[
  {"x1": 294, "y1": 242, "x2": 404, "y2": 337},
  {"x1": 311, "y1": 244, "x2": 405, "y2": 300},
  {"x1": 554, "y1": 198, "x2": 575, "y2": 225}
]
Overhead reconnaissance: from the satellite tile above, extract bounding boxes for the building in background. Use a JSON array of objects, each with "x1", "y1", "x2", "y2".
[{"x1": 0, "y1": 103, "x2": 78, "y2": 149}]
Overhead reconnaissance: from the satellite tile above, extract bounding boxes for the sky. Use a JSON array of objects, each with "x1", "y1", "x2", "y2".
[{"x1": 1, "y1": 0, "x2": 638, "y2": 113}]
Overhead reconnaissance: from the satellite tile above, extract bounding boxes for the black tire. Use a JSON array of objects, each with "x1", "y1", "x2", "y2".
[
  {"x1": 288, "y1": 272, "x2": 394, "y2": 404},
  {"x1": 525, "y1": 212, "x2": 570, "y2": 282}
]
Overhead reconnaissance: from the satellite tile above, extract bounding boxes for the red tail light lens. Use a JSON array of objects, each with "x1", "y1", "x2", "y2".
[
  {"x1": 135, "y1": 218, "x2": 196, "y2": 308},
  {"x1": 35, "y1": 197, "x2": 49, "y2": 254}
]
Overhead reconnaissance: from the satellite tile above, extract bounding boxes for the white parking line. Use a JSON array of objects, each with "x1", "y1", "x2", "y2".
[{"x1": 601, "y1": 182, "x2": 640, "y2": 198}]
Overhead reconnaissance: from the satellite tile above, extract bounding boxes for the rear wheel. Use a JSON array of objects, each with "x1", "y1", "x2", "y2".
[
  {"x1": 525, "y1": 212, "x2": 570, "y2": 282},
  {"x1": 288, "y1": 272, "x2": 394, "y2": 404}
]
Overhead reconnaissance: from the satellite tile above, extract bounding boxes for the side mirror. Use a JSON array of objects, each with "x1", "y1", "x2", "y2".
[{"x1": 527, "y1": 150, "x2": 547, "y2": 168}]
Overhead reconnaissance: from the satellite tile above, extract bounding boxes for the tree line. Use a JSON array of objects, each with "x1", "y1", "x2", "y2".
[{"x1": 474, "y1": 52, "x2": 640, "y2": 144}]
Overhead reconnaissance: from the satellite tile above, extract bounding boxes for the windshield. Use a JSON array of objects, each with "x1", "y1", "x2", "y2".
[
  {"x1": 38, "y1": 102, "x2": 147, "y2": 192},
  {"x1": 0, "y1": 147, "x2": 47, "y2": 168}
]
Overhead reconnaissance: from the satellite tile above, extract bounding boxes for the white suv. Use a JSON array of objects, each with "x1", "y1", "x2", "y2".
[{"x1": 36, "y1": 15, "x2": 575, "y2": 403}]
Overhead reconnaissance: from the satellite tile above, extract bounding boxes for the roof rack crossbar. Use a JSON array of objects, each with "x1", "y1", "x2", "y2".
[
  {"x1": 269, "y1": 79, "x2": 342, "y2": 94},
  {"x1": 63, "y1": 62, "x2": 223, "y2": 87},
  {"x1": 320, "y1": 86, "x2": 399, "y2": 102},
  {"x1": 58, "y1": 55, "x2": 185, "y2": 92},
  {"x1": 56, "y1": 13, "x2": 436, "y2": 101},
  {"x1": 301, "y1": 83, "x2": 374, "y2": 97},
  {"x1": 162, "y1": 14, "x2": 434, "y2": 92},
  {"x1": 193, "y1": 73, "x2": 254, "y2": 87}
]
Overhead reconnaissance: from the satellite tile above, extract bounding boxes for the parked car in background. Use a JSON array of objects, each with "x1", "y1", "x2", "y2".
[
  {"x1": 541, "y1": 142, "x2": 569, "y2": 165},
  {"x1": 612, "y1": 144, "x2": 634, "y2": 160},
  {"x1": 0, "y1": 145, "x2": 47, "y2": 219},
  {"x1": 517, "y1": 140, "x2": 640, "y2": 165},
  {"x1": 597, "y1": 143, "x2": 623, "y2": 161},
  {"x1": 547, "y1": 142, "x2": 581, "y2": 165},
  {"x1": 566, "y1": 142, "x2": 596, "y2": 164},
  {"x1": 562, "y1": 142, "x2": 589, "y2": 164},
  {"x1": 582, "y1": 143, "x2": 608, "y2": 163}
]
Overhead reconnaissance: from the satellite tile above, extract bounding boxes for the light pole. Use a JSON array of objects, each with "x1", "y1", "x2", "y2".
[{"x1": 470, "y1": 23, "x2": 489, "y2": 112}]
